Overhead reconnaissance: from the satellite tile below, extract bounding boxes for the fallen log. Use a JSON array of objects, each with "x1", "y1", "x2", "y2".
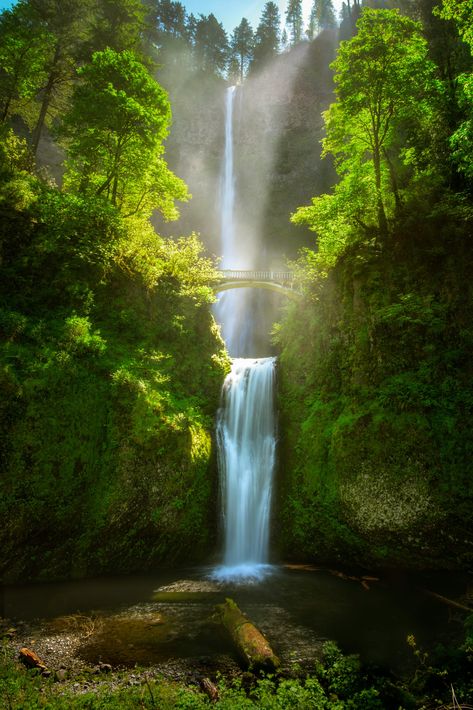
[
  {"x1": 200, "y1": 677, "x2": 219, "y2": 703},
  {"x1": 19, "y1": 647, "x2": 48, "y2": 673},
  {"x1": 216, "y1": 598, "x2": 280, "y2": 673}
]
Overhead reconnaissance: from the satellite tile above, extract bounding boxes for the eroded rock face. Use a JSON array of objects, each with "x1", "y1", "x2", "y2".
[{"x1": 340, "y1": 467, "x2": 433, "y2": 535}]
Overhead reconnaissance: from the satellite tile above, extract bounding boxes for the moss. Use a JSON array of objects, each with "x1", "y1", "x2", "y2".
[
  {"x1": 275, "y1": 215, "x2": 473, "y2": 569},
  {"x1": 0, "y1": 173, "x2": 230, "y2": 583}
]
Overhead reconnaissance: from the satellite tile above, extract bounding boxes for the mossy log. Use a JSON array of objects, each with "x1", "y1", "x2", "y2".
[
  {"x1": 216, "y1": 598, "x2": 280, "y2": 672},
  {"x1": 200, "y1": 677, "x2": 219, "y2": 702}
]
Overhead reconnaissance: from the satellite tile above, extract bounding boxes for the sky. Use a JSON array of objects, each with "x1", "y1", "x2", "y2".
[
  {"x1": 183, "y1": 1, "x2": 344, "y2": 33},
  {"x1": 0, "y1": 0, "x2": 345, "y2": 33}
]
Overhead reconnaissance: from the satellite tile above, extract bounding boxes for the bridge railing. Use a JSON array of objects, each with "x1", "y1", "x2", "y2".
[{"x1": 217, "y1": 270, "x2": 294, "y2": 282}]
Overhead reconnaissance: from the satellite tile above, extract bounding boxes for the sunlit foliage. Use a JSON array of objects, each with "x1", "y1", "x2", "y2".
[
  {"x1": 293, "y1": 9, "x2": 440, "y2": 270},
  {"x1": 61, "y1": 49, "x2": 188, "y2": 219}
]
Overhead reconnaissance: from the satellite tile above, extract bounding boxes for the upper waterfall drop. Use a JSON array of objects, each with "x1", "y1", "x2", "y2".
[
  {"x1": 220, "y1": 86, "x2": 236, "y2": 266},
  {"x1": 214, "y1": 85, "x2": 256, "y2": 357}
]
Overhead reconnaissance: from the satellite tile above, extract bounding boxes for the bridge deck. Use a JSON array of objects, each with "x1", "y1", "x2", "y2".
[{"x1": 217, "y1": 270, "x2": 294, "y2": 282}]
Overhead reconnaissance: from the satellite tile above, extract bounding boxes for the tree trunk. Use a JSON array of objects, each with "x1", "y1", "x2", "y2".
[
  {"x1": 216, "y1": 598, "x2": 280, "y2": 672},
  {"x1": 1, "y1": 96, "x2": 12, "y2": 124},
  {"x1": 31, "y1": 43, "x2": 61, "y2": 157},
  {"x1": 373, "y1": 146, "x2": 388, "y2": 240},
  {"x1": 383, "y1": 148, "x2": 402, "y2": 213}
]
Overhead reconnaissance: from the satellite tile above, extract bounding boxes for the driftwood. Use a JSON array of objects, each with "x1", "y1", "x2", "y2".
[
  {"x1": 284, "y1": 563, "x2": 379, "y2": 591},
  {"x1": 200, "y1": 677, "x2": 219, "y2": 703},
  {"x1": 216, "y1": 598, "x2": 280, "y2": 672},
  {"x1": 328, "y1": 569, "x2": 380, "y2": 590},
  {"x1": 19, "y1": 647, "x2": 48, "y2": 673},
  {"x1": 420, "y1": 588, "x2": 473, "y2": 613}
]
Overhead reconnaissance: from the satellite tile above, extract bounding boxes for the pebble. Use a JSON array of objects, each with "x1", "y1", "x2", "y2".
[{"x1": 99, "y1": 663, "x2": 112, "y2": 673}]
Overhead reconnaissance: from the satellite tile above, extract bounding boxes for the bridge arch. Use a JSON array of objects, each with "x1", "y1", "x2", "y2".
[{"x1": 213, "y1": 270, "x2": 301, "y2": 299}]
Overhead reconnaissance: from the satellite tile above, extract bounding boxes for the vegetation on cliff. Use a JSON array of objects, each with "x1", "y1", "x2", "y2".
[
  {"x1": 275, "y1": 2, "x2": 473, "y2": 569},
  {"x1": 0, "y1": 2, "x2": 228, "y2": 583}
]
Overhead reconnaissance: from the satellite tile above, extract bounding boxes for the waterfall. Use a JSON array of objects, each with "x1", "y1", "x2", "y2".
[
  {"x1": 212, "y1": 88, "x2": 277, "y2": 582},
  {"x1": 220, "y1": 86, "x2": 236, "y2": 266},
  {"x1": 214, "y1": 86, "x2": 254, "y2": 356},
  {"x1": 213, "y1": 358, "x2": 276, "y2": 581}
]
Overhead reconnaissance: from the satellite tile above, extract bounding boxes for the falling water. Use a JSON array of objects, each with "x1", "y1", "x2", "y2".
[
  {"x1": 213, "y1": 88, "x2": 277, "y2": 582},
  {"x1": 220, "y1": 86, "x2": 236, "y2": 266},
  {"x1": 214, "y1": 86, "x2": 254, "y2": 356},
  {"x1": 213, "y1": 358, "x2": 276, "y2": 581}
]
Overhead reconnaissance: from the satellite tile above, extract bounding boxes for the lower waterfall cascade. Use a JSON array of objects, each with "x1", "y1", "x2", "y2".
[{"x1": 212, "y1": 357, "x2": 277, "y2": 582}]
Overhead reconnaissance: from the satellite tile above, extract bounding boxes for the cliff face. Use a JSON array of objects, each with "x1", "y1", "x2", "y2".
[
  {"x1": 0, "y1": 177, "x2": 229, "y2": 584},
  {"x1": 157, "y1": 32, "x2": 338, "y2": 263},
  {"x1": 275, "y1": 218, "x2": 473, "y2": 571},
  {"x1": 236, "y1": 32, "x2": 337, "y2": 261}
]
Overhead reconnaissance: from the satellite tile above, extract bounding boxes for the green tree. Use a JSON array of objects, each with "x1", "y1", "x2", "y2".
[
  {"x1": 144, "y1": 0, "x2": 188, "y2": 52},
  {"x1": 61, "y1": 49, "x2": 188, "y2": 218},
  {"x1": 90, "y1": 0, "x2": 147, "y2": 55},
  {"x1": 286, "y1": 0, "x2": 304, "y2": 45},
  {"x1": 251, "y1": 2, "x2": 281, "y2": 72},
  {"x1": 230, "y1": 18, "x2": 254, "y2": 83},
  {"x1": 281, "y1": 27, "x2": 289, "y2": 50},
  {"x1": 439, "y1": 0, "x2": 473, "y2": 50},
  {"x1": 25, "y1": 0, "x2": 95, "y2": 155},
  {"x1": 194, "y1": 14, "x2": 229, "y2": 75},
  {"x1": 21, "y1": 0, "x2": 95, "y2": 156},
  {"x1": 438, "y1": 0, "x2": 473, "y2": 179},
  {"x1": 293, "y1": 9, "x2": 438, "y2": 265},
  {"x1": 0, "y1": 3, "x2": 50, "y2": 124},
  {"x1": 185, "y1": 12, "x2": 197, "y2": 44},
  {"x1": 307, "y1": 0, "x2": 337, "y2": 39}
]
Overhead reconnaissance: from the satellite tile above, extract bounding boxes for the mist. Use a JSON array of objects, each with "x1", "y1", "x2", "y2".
[{"x1": 154, "y1": 31, "x2": 337, "y2": 355}]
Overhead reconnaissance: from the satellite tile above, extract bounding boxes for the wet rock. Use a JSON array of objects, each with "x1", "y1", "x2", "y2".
[{"x1": 98, "y1": 663, "x2": 112, "y2": 673}]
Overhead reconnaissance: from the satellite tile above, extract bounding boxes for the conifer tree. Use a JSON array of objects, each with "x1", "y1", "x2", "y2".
[
  {"x1": 230, "y1": 18, "x2": 254, "y2": 83},
  {"x1": 286, "y1": 0, "x2": 303, "y2": 45},
  {"x1": 308, "y1": 0, "x2": 337, "y2": 39},
  {"x1": 25, "y1": 0, "x2": 95, "y2": 156},
  {"x1": 91, "y1": 0, "x2": 146, "y2": 54},
  {"x1": 144, "y1": 0, "x2": 187, "y2": 50},
  {"x1": 251, "y1": 2, "x2": 281, "y2": 71},
  {"x1": 194, "y1": 14, "x2": 229, "y2": 76},
  {"x1": 281, "y1": 27, "x2": 289, "y2": 50}
]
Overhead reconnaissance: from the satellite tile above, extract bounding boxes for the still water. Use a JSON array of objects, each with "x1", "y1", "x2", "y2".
[{"x1": 2, "y1": 566, "x2": 467, "y2": 672}]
